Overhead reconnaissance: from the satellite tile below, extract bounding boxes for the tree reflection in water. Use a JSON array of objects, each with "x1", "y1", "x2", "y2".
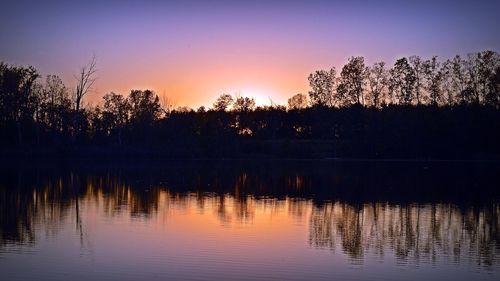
[
  {"x1": 308, "y1": 202, "x2": 500, "y2": 267},
  {"x1": 0, "y1": 160, "x2": 499, "y2": 268}
]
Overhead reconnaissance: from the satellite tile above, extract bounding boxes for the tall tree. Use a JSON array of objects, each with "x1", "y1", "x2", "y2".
[
  {"x1": 476, "y1": 50, "x2": 500, "y2": 106},
  {"x1": 442, "y1": 56, "x2": 468, "y2": 105},
  {"x1": 409, "y1": 56, "x2": 425, "y2": 105},
  {"x1": 39, "y1": 75, "x2": 71, "y2": 130},
  {"x1": 465, "y1": 53, "x2": 482, "y2": 104},
  {"x1": 366, "y1": 62, "x2": 388, "y2": 107},
  {"x1": 337, "y1": 56, "x2": 366, "y2": 106},
  {"x1": 486, "y1": 66, "x2": 500, "y2": 107},
  {"x1": 424, "y1": 57, "x2": 443, "y2": 105},
  {"x1": 308, "y1": 68, "x2": 336, "y2": 107},
  {"x1": 102, "y1": 92, "x2": 130, "y2": 145},
  {"x1": 390, "y1": 58, "x2": 416, "y2": 105},
  {"x1": 0, "y1": 63, "x2": 39, "y2": 144},
  {"x1": 71, "y1": 56, "x2": 97, "y2": 142},
  {"x1": 128, "y1": 89, "x2": 161, "y2": 125},
  {"x1": 74, "y1": 55, "x2": 97, "y2": 112}
]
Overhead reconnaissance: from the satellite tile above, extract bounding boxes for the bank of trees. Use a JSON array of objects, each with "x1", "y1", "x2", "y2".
[
  {"x1": 307, "y1": 51, "x2": 500, "y2": 108},
  {"x1": 0, "y1": 51, "x2": 499, "y2": 158}
]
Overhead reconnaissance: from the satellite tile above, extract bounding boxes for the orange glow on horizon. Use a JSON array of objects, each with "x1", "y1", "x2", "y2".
[{"x1": 78, "y1": 48, "x2": 337, "y2": 109}]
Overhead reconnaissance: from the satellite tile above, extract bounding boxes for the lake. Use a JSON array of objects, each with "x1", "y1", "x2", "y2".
[{"x1": 1, "y1": 160, "x2": 499, "y2": 281}]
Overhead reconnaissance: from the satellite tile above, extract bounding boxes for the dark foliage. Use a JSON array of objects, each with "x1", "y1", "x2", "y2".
[{"x1": 1, "y1": 51, "x2": 499, "y2": 159}]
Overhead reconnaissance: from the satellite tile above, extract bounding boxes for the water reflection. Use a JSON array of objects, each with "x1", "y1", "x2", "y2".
[
  {"x1": 309, "y1": 202, "x2": 500, "y2": 267},
  {"x1": 1, "y1": 160, "x2": 499, "y2": 271}
]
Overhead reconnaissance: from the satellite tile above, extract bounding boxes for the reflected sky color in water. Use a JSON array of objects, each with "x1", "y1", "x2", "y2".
[{"x1": 0, "y1": 161, "x2": 499, "y2": 280}]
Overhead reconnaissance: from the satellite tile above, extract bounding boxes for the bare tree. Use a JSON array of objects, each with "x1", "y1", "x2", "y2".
[
  {"x1": 74, "y1": 55, "x2": 97, "y2": 112},
  {"x1": 160, "y1": 91, "x2": 176, "y2": 117}
]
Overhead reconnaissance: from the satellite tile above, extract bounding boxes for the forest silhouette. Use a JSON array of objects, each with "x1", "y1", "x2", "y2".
[{"x1": 1, "y1": 51, "x2": 499, "y2": 159}]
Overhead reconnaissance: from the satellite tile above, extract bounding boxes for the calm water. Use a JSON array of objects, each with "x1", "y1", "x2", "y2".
[{"x1": 1, "y1": 160, "x2": 499, "y2": 281}]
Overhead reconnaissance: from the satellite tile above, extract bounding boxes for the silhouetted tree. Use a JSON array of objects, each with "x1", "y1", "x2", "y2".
[
  {"x1": 390, "y1": 58, "x2": 416, "y2": 105},
  {"x1": 424, "y1": 57, "x2": 443, "y2": 105},
  {"x1": 337, "y1": 56, "x2": 366, "y2": 106},
  {"x1": 71, "y1": 56, "x2": 97, "y2": 143},
  {"x1": 102, "y1": 92, "x2": 130, "y2": 145},
  {"x1": 486, "y1": 66, "x2": 500, "y2": 107},
  {"x1": 39, "y1": 75, "x2": 71, "y2": 131},
  {"x1": 128, "y1": 89, "x2": 161, "y2": 125},
  {"x1": 442, "y1": 55, "x2": 470, "y2": 104},
  {"x1": 0, "y1": 63, "x2": 39, "y2": 144},
  {"x1": 74, "y1": 55, "x2": 97, "y2": 112},
  {"x1": 233, "y1": 96, "x2": 255, "y2": 112},
  {"x1": 197, "y1": 106, "x2": 206, "y2": 113},
  {"x1": 476, "y1": 51, "x2": 500, "y2": 106},
  {"x1": 287, "y1": 93, "x2": 308, "y2": 110},
  {"x1": 160, "y1": 93, "x2": 175, "y2": 117},
  {"x1": 409, "y1": 55, "x2": 425, "y2": 105},
  {"x1": 366, "y1": 62, "x2": 388, "y2": 107},
  {"x1": 213, "y1": 94, "x2": 234, "y2": 111},
  {"x1": 464, "y1": 52, "x2": 487, "y2": 104},
  {"x1": 308, "y1": 68, "x2": 336, "y2": 107},
  {"x1": 126, "y1": 89, "x2": 161, "y2": 145}
]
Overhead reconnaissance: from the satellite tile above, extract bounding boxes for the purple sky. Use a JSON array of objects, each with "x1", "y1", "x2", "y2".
[{"x1": 1, "y1": 0, "x2": 499, "y2": 107}]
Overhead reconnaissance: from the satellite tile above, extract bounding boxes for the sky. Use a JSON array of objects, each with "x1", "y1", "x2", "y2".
[{"x1": 1, "y1": 0, "x2": 499, "y2": 108}]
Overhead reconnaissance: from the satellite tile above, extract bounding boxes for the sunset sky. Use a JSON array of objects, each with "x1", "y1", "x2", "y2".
[{"x1": 1, "y1": 0, "x2": 499, "y2": 108}]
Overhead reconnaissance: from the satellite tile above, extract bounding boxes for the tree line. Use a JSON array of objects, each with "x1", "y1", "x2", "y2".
[
  {"x1": 0, "y1": 51, "x2": 499, "y2": 158},
  {"x1": 303, "y1": 50, "x2": 500, "y2": 108}
]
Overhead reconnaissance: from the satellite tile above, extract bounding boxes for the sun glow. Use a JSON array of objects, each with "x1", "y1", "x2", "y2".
[{"x1": 240, "y1": 88, "x2": 276, "y2": 107}]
